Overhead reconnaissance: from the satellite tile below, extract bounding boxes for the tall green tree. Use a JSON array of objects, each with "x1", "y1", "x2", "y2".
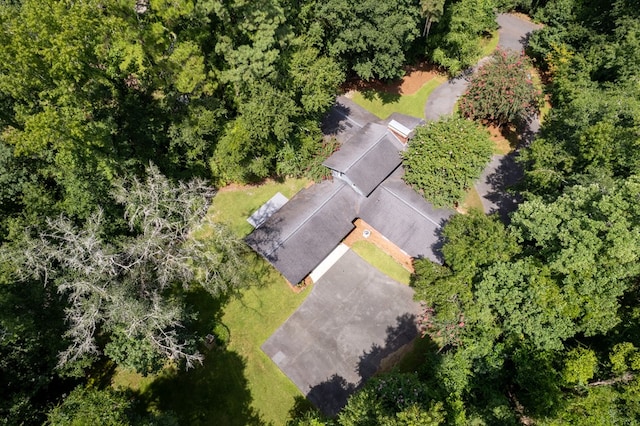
[
  {"x1": 310, "y1": 0, "x2": 421, "y2": 80},
  {"x1": 402, "y1": 117, "x2": 494, "y2": 207},
  {"x1": 428, "y1": 0, "x2": 498, "y2": 75},
  {"x1": 420, "y1": 0, "x2": 446, "y2": 38}
]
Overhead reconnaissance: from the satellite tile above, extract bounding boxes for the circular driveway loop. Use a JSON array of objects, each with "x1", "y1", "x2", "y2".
[{"x1": 261, "y1": 250, "x2": 421, "y2": 416}]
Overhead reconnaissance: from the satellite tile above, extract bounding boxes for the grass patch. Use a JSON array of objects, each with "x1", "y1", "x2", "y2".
[
  {"x1": 479, "y1": 30, "x2": 500, "y2": 58},
  {"x1": 112, "y1": 178, "x2": 313, "y2": 425},
  {"x1": 216, "y1": 267, "x2": 310, "y2": 424},
  {"x1": 351, "y1": 76, "x2": 447, "y2": 119},
  {"x1": 539, "y1": 95, "x2": 552, "y2": 124},
  {"x1": 351, "y1": 240, "x2": 411, "y2": 285},
  {"x1": 460, "y1": 186, "x2": 484, "y2": 213},
  {"x1": 210, "y1": 178, "x2": 309, "y2": 237},
  {"x1": 113, "y1": 257, "x2": 310, "y2": 425}
]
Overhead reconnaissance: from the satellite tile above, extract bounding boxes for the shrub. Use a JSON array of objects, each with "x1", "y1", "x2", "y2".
[{"x1": 459, "y1": 49, "x2": 543, "y2": 126}]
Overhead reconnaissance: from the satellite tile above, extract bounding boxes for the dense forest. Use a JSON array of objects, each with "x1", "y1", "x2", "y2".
[{"x1": 1, "y1": 0, "x2": 639, "y2": 424}]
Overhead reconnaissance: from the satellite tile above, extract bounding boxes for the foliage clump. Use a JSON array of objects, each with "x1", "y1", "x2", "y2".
[
  {"x1": 428, "y1": 0, "x2": 498, "y2": 75},
  {"x1": 459, "y1": 49, "x2": 543, "y2": 126},
  {"x1": 3, "y1": 165, "x2": 248, "y2": 375},
  {"x1": 402, "y1": 117, "x2": 494, "y2": 207}
]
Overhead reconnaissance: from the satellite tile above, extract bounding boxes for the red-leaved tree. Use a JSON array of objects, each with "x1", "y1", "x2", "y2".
[{"x1": 459, "y1": 49, "x2": 542, "y2": 127}]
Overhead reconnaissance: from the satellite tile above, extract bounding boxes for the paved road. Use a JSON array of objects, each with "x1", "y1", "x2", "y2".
[
  {"x1": 497, "y1": 13, "x2": 542, "y2": 52},
  {"x1": 422, "y1": 14, "x2": 541, "y2": 219},
  {"x1": 262, "y1": 250, "x2": 420, "y2": 416},
  {"x1": 476, "y1": 154, "x2": 524, "y2": 222}
]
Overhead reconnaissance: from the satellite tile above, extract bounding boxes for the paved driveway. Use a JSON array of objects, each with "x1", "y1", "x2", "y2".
[
  {"x1": 496, "y1": 13, "x2": 542, "y2": 52},
  {"x1": 262, "y1": 249, "x2": 421, "y2": 416},
  {"x1": 424, "y1": 14, "x2": 542, "y2": 122}
]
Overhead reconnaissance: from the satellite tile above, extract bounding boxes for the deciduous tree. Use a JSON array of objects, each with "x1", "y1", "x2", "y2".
[
  {"x1": 459, "y1": 49, "x2": 543, "y2": 127},
  {"x1": 4, "y1": 165, "x2": 248, "y2": 373},
  {"x1": 402, "y1": 117, "x2": 494, "y2": 207}
]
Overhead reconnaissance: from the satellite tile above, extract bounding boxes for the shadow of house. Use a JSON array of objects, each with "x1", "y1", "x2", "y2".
[{"x1": 245, "y1": 114, "x2": 454, "y2": 286}]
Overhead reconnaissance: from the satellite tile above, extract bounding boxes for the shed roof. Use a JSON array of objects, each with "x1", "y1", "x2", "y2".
[
  {"x1": 247, "y1": 192, "x2": 289, "y2": 228},
  {"x1": 245, "y1": 180, "x2": 360, "y2": 284}
]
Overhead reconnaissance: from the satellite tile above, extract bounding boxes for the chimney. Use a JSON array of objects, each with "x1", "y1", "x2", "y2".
[{"x1": 388, "y1": 119, "x2": 411, "y2": 144}]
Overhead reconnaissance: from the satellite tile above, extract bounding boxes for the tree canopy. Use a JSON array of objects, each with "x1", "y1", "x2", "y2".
[
  {"x1": 459, "y1": 49, "x2": 543, "y2": 126},
  {"x1": 295, "y1": 2, "x2": 640, "y2": 424},
  {"x1": 402, "y1": 116, "x2": 494, "y2": 207},
  {"x1": 4, "y1": 0, "x2": 640, "y2": 424},
  {"x1": 3, "y1": 165, "x2": 248, "y2": 374}
]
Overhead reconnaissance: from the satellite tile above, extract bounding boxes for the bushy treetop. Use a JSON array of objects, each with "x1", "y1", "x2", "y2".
[
  {"x1": 402, "y1": 116, "x2": 494, "y2": 208},
  {"x1": 459, "y1": 49, "x2": 543, "y2": 126}
]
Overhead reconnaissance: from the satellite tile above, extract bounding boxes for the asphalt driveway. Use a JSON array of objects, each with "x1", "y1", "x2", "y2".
[
  {"x1": 424, "y1": 13, "x2": 542, "y2": 122},
  {"x1": 261, "y1": 249, "x2": 421, "y2": 416}
]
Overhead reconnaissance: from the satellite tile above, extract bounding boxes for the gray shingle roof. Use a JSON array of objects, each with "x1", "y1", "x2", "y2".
[
  {"x1": 246, "y1": 112, "x2": 453, "y2": 283},
  {"x1": 359, "y1": 167, "x2": 454, "y2": 262},
  {"x1": 245, "y1": 180, "x2": 360, "y2": 284},
  {"x1": 323, "y1": 123, "x2": 404, "y2": 196}
]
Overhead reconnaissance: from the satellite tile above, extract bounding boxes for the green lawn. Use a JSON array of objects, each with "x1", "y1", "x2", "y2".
[
  {"x1": 461, "y1": 186, "x2": 484, "y2": 212},
  {"x1": 351, "y1": 76, "x2": 446, "y2": 119},
  {"x1": 480, "y1": 30, "x2": 500, "y2": 58},
  {"x1": 350, "y1": 240, "x2": 411, "y2": 285},
  {"x1": 210, "y1": 178, "x2": 310, "y2": 237},
  {"x1": 112, "y1": 178, "x2": 314, "y2": 425}
]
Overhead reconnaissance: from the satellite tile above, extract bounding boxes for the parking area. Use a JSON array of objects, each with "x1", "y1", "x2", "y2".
[{"x1": 261, "y1": 249, "x2": 421, "y2": 416}]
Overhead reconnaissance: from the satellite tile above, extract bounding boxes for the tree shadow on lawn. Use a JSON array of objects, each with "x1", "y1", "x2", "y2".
[
  {"x1": 143, "y1": 349, "x2": 267, "y2": 426},
  {"x1": 361, "y1": 89, "x2": 401, "y2": 104},
  {"x1": 135, "y1": 287, "x2": 268, "y2": 425}
]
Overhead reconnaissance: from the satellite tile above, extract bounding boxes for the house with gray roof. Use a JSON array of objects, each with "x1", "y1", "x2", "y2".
[
  {"x1": 245, "y1": 181, "x2": 359, "y2": 285},
  {"x1": 322, "y1": 123, "x2": 405, "y2": 196},
  {"x1": 245, "y1": 114, "x2": 454, "y2": 286}
]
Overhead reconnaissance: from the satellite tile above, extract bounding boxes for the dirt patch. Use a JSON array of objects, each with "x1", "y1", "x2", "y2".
[
  {"x1": 342, "y1": 62, "x2": 445, "y2": 96},
  {"x1": 218, "y1": 180, "x2": 274, "y2": 193},
  {"x1": 485, "y1": 123, "x2": 522, "y2": 154},
  {"x1": 511, "y1": 11, "x2": 537, "y2": 24}
]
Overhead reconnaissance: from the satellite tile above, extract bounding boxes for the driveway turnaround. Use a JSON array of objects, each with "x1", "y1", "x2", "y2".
[{"x1": 262, "y1": 249, "x2": 421, "y2": 416}]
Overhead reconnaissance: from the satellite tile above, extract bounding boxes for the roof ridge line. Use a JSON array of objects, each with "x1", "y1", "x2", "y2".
[
  {"x1": 380, "y1": 185, "x2": 441, "y2": 227},
  {"x1": 343, "y1": 128, "x2": 390, "y2": 173},
  {"x1": 264, "y1": 182, "x2": 349, "y2": 257}
]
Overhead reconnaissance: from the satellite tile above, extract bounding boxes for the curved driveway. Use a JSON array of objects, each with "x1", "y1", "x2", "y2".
[
  {"x1": 424, "y1": 14, "x2": 542, "y2": 121},
  {"x1": 424, "y1": 14, "x2": 542, "y2": 219}
]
